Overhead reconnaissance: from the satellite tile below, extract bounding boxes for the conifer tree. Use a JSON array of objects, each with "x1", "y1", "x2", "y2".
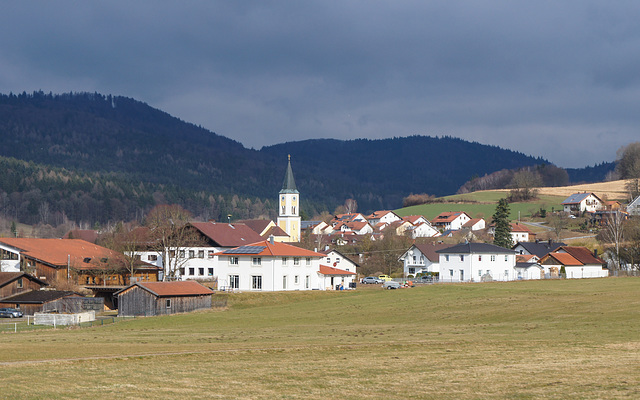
[{"x1": 492, "y1": 198, "x2": 513, "y2": 248}]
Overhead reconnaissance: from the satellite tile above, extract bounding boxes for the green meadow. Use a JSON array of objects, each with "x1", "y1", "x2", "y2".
[
  {"x1": 396, "y1": 192, "x2": 566, "y2": 220},
  {"x1": 1, "y1": 278, "x2": 639, "y2": 399}
]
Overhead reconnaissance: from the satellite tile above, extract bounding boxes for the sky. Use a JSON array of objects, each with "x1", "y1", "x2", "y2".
[{"x1": 1, "y1": 1, "x2": 639, "y2": 168}]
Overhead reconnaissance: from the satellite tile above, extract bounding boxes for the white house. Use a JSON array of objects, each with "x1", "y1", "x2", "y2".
[
  {"x1": 561, "y1": 193, "x2": 604, "y2": 215},
  {"x1": 406, "y1": 222, "x2": 440, "y2": 239},
  {"x1": 367, "y1": 210, "x2": 401, "y2": 227},
  {"x1": 437, "y1": 242, "x2": 517, "y2": 283},
  {"x1": 509, "y1": 222, "x2": 536, "y2": 243},
  {"x1": 462, "y1": 218, "x2": 486, "y2": 231},
  {"x1": 214, "y1": 239, "x2": 325, "y2": 291},
  {"x1": 431, "y1": 212, "x2": 472, "y2": 231},
  {"x1": 318, "y1": 265, "x2": 356, "y2": 290},
  {"x1": 540, "y1": 246, "x2": 609, "y2": 279},
  {"x1": 628, "y1": 195, "x2": 640, "y2": 216},
  {"x1": 514, "y1": 262, "x2": 544, "y2": 280},
  {"x1": 399, "y1": 243, "x2": 453, "y2": 277}
]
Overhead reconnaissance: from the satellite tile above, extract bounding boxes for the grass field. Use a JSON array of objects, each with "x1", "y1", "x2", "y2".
[
  {"x1": 396, "y1": 194, "x2": 565, "y2": 220},
  {"x1": 1, "y1": 278, "x2": 639, "y2": 399}
]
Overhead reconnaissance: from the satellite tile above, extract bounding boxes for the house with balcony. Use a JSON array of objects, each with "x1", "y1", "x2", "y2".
[
  {"x1": 561, "y1": 193, "x2": 604, "y2": 215},
  {"x1": 399, "y1": 242, "x2": 453, "y2": 277}
]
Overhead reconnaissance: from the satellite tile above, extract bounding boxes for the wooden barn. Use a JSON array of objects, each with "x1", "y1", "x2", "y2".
[
  {"x1": 0, "y1": 272, "x2": 48, "y2": 300},
  {"x1": 115, "y1": 281, "x2": 214, "y2": 317},
  {"x1": 0, "y1": 290, "x2": 80, "y2": 315}
]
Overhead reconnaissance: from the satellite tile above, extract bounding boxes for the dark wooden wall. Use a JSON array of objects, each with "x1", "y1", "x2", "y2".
[{"x1": 117, "y1": 286, "x2": 212, "y2": 317}]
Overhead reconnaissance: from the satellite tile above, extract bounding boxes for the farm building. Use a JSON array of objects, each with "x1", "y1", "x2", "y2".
[
  {"x1": 116, "y1": 281, "x2": 214, "y2": 317},
  {"x1": 0, "y1": 290, "x2": 84, "y2": 315}
]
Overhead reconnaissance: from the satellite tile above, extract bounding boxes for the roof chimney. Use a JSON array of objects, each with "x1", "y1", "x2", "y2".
[{"x1": 269, "y1": 235, "x2": 275, "y2": 244}]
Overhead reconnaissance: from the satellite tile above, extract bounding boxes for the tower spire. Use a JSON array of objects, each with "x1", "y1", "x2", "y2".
[{"x1": 281, "y1": 154, "x2": 298, "y2": 194}]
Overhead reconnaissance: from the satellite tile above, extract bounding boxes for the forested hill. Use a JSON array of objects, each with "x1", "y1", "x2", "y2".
[{"x1": 0, "y1": 91, "x2": 610, "y2": 228}]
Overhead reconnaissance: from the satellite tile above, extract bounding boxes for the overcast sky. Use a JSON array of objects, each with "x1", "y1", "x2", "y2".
[{"x1": 1, "y1": 1, "x2": 639, "y2": 168}]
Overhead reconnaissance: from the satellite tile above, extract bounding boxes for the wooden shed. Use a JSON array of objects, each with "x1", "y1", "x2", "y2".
[
  {"x1": 0, "y1": 290, "x2": 80, "y2": 315},
  {"x1": 115, "y1": 281, "x2": 214, "y2": 317}
]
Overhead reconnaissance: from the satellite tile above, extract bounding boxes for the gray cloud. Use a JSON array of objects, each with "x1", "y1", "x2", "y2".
[{"x1": 2, "y1": 1, "x2": 639, "y2": 167}]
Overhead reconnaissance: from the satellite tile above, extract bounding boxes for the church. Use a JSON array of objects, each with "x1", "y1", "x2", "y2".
[{"x1": 277, "y1": 155, "x2": 301, "y2": 242}]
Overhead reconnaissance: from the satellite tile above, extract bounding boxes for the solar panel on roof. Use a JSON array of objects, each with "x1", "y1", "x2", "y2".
[{"x1": 223, "y1": 246, "x2": 266, "y2": 254}]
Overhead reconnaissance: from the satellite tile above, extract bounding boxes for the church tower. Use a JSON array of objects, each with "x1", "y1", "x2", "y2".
[{"x1": 277, "y1": 155, "x2": 301, "y2": 242}]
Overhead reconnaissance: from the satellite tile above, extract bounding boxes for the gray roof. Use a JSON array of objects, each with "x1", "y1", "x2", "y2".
[
  {"x1": 436, "y1": 242, "x2": 516, "y2": 254},
  {"x1": 0, "y1": 290, "x2": 77, "y2": 304},
  {"x1": 562, "y1": 192, "x2": 600, "y2": 205},
  {"x1": 513, "y1": 241, "x2": 566, "y2": 258},
  {"x1": 280, "y1": 156, "x2": 299, "y2": 194}
]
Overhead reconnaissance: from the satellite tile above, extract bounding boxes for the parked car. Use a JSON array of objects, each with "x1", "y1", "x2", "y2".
[
  {"x1": 378, "y1": 275, "x2": 393, "y2": 282},
  {"x1": 383, "y1": 281, "x2": 401, "y2": 290},
  {"x1": 419, "y1": 275, "x2": 433, "y2": 282},
  {"x1": 362, "y1": 276, "x2": 383, "y2": 284},
  {"x1": 0, "y1": 308, "x2": 23, "y2": 318}
]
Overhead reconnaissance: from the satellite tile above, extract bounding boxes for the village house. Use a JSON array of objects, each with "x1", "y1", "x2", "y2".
[
  {"x1": 512, "y1": 240, "x2": 567, "y2": 258},
  {"x1": 0, "y1": 238, "x2": 160, "y2": 288},
  {"x1": 431, "y1": 211, "x2": 472, "y2": 231},
  {"x1": 399, "y1": 242, "x2": 452, "y2": 277},
  {"x1": 627, "y1": 195, "x2": 640, "y2": 216},
  {"x1": 301, "y1": 220, "x2": 330, "y2": 235},
  {"x1": 437, "y1": 242, "x2": 517, "y2": 283},
  {"x1": 213, "y1": 238, "x2": 326, "y2": 291},
  {"x1": 509, "y1": 222, "x2": 536, "y2": 242},
  {"x1": 366, "y1": 210, "x2": 401, "y2": 227},
  {"x1": 462, "y1": 218, "x2": 486, "y2": 231},
  {"x1": 561, "y1": 192, "x2": 604, "y2": 215},
  {"x1": 539, "y1": 246, "x2": 608, "y2": 279}
]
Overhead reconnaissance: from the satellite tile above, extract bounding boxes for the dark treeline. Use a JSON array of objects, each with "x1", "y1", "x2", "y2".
[{"x1": 0, "y1": 91, "x2": 613, "y2": 229}]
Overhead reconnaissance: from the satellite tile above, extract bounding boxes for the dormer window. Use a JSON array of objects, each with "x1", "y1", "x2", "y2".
[{"x1": 83, "y1": 257, "x2": 92, "y2": 263}]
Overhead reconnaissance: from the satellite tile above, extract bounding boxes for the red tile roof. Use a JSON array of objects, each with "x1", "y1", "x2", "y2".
[
  {"x1": 432, "y1": 211, "x2": 470, "y2": 224},
  {"x1": 544, "y1": 252, "x2": 582, "y2": 266},
  {"x1": 510, "y1": 223, "x2": 533, "y2": 233},
  {"x1": 318, "y1": 265, "x2": 356, "y2": 275},
  {"x1": 136, "y1": 281, "x2": 214, "y2": 297},
  {"x1": 236, "y1": 219, "x2": 273, "y2": 235},
  {"x1": 0, "y1": 238, "x2": 158, "y2": 271},
  {"x1": 556, "y1": 246, "x2": 605, "y2": 265},
  {"x1": 217, "y1": 240, "x2": 324, "y2": 257}
]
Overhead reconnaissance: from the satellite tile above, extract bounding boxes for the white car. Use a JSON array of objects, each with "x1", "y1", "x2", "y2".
[{"x1": 383, "y1": 281, "x2": 401, "y2": 290}]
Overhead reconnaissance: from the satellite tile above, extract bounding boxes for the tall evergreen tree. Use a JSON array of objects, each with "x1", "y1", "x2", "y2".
[{"x1": 492, "y1": 198, "x2": 513, "y2": 248}]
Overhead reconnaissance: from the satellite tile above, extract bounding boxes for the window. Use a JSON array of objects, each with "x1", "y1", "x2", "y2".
[
  {"x1": 17, "y1": 278, "x2": 23, "y2": 289},
  {"x1": 293, "y1": 257, "x2": 300, "y2": 265},
  {"x1": 326, "y1": 257, "x2": 331, "y2": 263},
  {"x1": 460, "y1": 255, "x2": 464, "y2": 262},
  {"x1": 306, "y1": 257, "x2": 311, "y2": 265},
  {"x1": 283, "y1": 276, "x2": 287, "y2": 289},
  {"x1": 198, "y1": 250, "x2": 205, "y2": 258},
  {"x1": 478, "y1": 255, "x2": 482, "y2": 262},
  {"x1": 478, "y1": 270, "x2": 483, "y2": 277},
  {"x1": 413, "y1": 256, "x2": 417, "y2": 263},
  {"x1": 229, "y1": 256, "x2": 239, "y2": 265},
  {"x1": 208, "y1": 268, "x2": 214, "y2": 276},
  {"x1": 252, "y1": 275, "x2": 262, "y2": 290},
  {"x1": 166, "y1": 299, "x2": 171, "y2": 308},
  {"x1": 189, "y1": 268, "x2": 195, "y2": 276},
  {"x1": 408, "y1": 268, "x2": 415, "y2": 275},
  {"x1": 188, "y1": 250, "x2": 195, "y2": 259},
  {"x1": 449, "y1": 269, "x2": 453, "y2": 277},
  {"x1": 179, "y1": 250, "x2": 185, "y2": 258},
  {"x1": 335, "y1": 258, "x2": 340, "y2": 263},
  {"x1": 305, "y1": 275, "x2": 310, "y2": 289},
  {"x1": 198, "y1": 268, "x2": 204, "y2": 276},
  {"x1": 505, "y1": 255, "x2": 508, "y2": 262},
  {"x1": 252, "y1": 257, "x2": 262, "y2": 266},
  {"x1": 208, "y1": 250, "x2": 215, "y2": 259},
  {"x1": 445, "y1": 255, "x2": 450, "y2": 262},
  {"x1": 229, "y1": 275, "x2": 239, "y2": 289},
  {"x1": 491, "y1": 255, "x2": 496, "y2": 262},
  {"x1": 294, "y1": 275, "x2": 299, "y2": 284},
  {"x1": 170, "y1": 250, "x2": 176, "y2": 257},
  {"x1": 282, "y1": 257, "x2": 288, "y2": 265},
  {"x1": 148, "y1": 254, "x2": 157, "y2": 261}
]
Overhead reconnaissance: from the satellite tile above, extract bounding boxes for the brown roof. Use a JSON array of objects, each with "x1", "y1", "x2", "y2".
[
  {"x1": 431, "y1": 211, "x2": 470, "y2": 224},
  {"x1": 318, "y1": 265, "x2": 356, "y2": 276},
  {"x1": 236, "y1": 219, "x2": 273, "y2": 236},
  {"x1": 413, "y1": 243, "x2": 454, "y2": 262},
  {"x1": 124, "y1": 281, "x2": 214, "y2": 297},
  {"x1": 0, "y1": 272, "x2": 48, "y2": 288},
  {"x1": 402, "y1": 215, "x2": 425, "y2": 224},
  {"x1": 189, "y1": 222, "x2": 264, "y2": 247},
  {"x1": 0, "y1": 238, "x2": 159, "y2": 271},
  {"x1": 463, "y1": 218, "x2": 483, "y2": 228},
  {"x1": 62, "y1": 230, "x2": 98, "y2": 243},
  {"x1": 262, "y1": 225, "x2": 290, "y2": 239},
  {"x1": 556, "y1": 246, "x2": 605, "y2": 265},
  {"x1": 1, "y1": 289, "x2": 78, "y2": 304},
  {"x1": 510, "y1": 223, "x2": 533, "y2": 233}
]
